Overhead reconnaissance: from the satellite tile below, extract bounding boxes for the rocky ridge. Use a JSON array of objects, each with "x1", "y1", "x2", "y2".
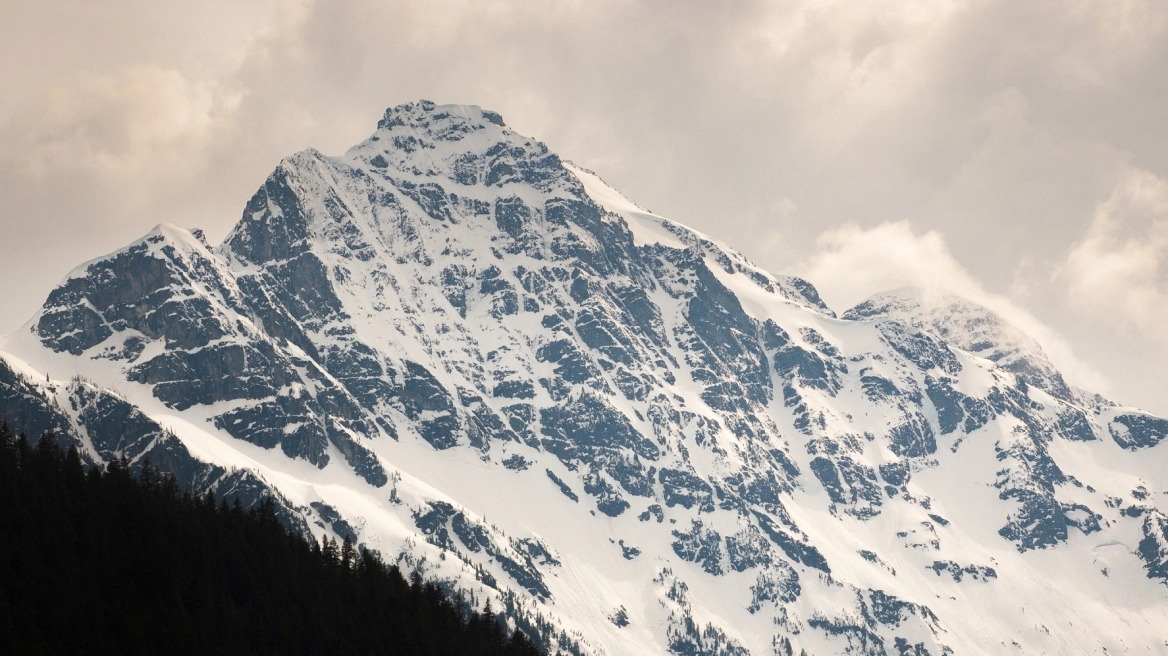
[{"x1": 2, "y1": 101, "x2": 1167, "y2": 655}]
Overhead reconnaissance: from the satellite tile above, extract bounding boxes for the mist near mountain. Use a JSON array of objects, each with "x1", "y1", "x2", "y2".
[{"x1": 4, "y1": 1, "x2": 1168, "y2": 418}]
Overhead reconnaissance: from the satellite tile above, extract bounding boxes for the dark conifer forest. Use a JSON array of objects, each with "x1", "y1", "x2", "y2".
[{"x1": 0, "y1": 424, "x2": 543, "y2": 655}]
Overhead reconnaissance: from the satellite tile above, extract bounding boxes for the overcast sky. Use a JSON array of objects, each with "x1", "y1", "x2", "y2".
[{"x1": 2, "y1": 0, "x2": 1166, "y2": 414}]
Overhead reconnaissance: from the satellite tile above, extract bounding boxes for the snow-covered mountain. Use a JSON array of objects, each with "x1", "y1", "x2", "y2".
[{"x1": 2, "y1": 100, "x2": 1166, "y2": 655}]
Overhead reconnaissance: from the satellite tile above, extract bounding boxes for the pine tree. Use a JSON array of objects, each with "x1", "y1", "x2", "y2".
[
  {"x1": 341, "y1": 534, "x2": 355, "y2": 569},
  {"x1": 0, "y1": 429, "x2": 552, "y2": 655}
]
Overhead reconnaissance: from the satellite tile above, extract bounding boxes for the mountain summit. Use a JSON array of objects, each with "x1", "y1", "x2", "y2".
[{"x1": 3, "y1": 101, "x2": 1166, "y2": 655}]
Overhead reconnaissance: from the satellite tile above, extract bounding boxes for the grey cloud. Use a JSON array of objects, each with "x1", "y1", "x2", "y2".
[
  {"x1": 1060, "y1": 168, "x2": 1168, "y2": 340},
  {"x1": 1, "y1": 0, "x2": 1166, "y2": 413}
]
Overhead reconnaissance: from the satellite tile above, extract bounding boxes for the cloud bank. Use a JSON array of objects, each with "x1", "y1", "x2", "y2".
[
  {"x1": 1061, "y1": 168, "x2": 1168, "y2": 344},
  {"x1": 800, "y1": 221, "x2": 1111, "y2": 392},
  {"x1": 1, "y1": 0, "x2": 1166, "y2": 412}
]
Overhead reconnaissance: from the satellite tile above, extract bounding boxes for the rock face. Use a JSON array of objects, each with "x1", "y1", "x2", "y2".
[
  {"x1": 0, "y1": 357, "x2": 305, "y2": 533},
  {"x1": 3, "y1": 101, "x2": 1167, "y2": 655}
]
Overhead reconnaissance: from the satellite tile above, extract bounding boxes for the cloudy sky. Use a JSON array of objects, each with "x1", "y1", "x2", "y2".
[{"x1": 2, "y1": 0, "x2": 1166, "y2": 414}]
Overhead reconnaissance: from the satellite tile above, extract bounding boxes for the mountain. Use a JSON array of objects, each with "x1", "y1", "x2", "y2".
[{"x1": 2, "y1": 100, "x2": 1166, "y2": 655}]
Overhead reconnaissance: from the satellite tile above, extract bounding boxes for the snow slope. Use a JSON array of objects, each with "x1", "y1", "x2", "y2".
[{"x1": 2, "y1": 101, "x2": 1167, "y2": 655}]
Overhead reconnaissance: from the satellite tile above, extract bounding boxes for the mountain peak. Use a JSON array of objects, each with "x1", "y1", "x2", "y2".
[
  {"x1": 330, "y1": 99, "x2": 567, "y2": 194},
  {"x1": 845, "y1": 287, "x2": 1077, "y2": 401},
  {"x1": 376, "y1": 100, "x2": 506, "y2": 134},
  {"x1": 49, "y1": 222, "x2": 211, "y2": 292},
  {"x1": 143, "y1": 222, "x2": 213, "y2": 253}
]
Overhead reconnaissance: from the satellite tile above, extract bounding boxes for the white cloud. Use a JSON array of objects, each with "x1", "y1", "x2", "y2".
[
  {"x1": 1, "y1": 66, "x2": 230, "y2": 186},
  {"x1": 799, "y1": 221, "x2": 1110, "y2": 391},
  {"x1": 1060, "y1": 168, "x2": 1168, "y2": 342},
  {"x1": 1, "y1": 0, "x2": 1167, "y2": 412}
]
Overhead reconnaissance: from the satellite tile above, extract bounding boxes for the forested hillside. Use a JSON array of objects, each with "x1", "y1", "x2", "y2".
[{"x1": 0, "y1": 425, "x2": 542, "y2": 655}]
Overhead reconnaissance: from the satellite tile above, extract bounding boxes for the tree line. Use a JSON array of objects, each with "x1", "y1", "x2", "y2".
[{"x1": 0, "y1": 424, "x2": 543, "y2": 655}]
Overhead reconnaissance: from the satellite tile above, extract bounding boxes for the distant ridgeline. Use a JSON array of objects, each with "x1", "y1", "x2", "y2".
[
  {"x1": 0, "y1": 425, "x2": 542, "y2": 655},
  {"x1": 1, "y1": 101, "x2": 1166, "y2": 654}
]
